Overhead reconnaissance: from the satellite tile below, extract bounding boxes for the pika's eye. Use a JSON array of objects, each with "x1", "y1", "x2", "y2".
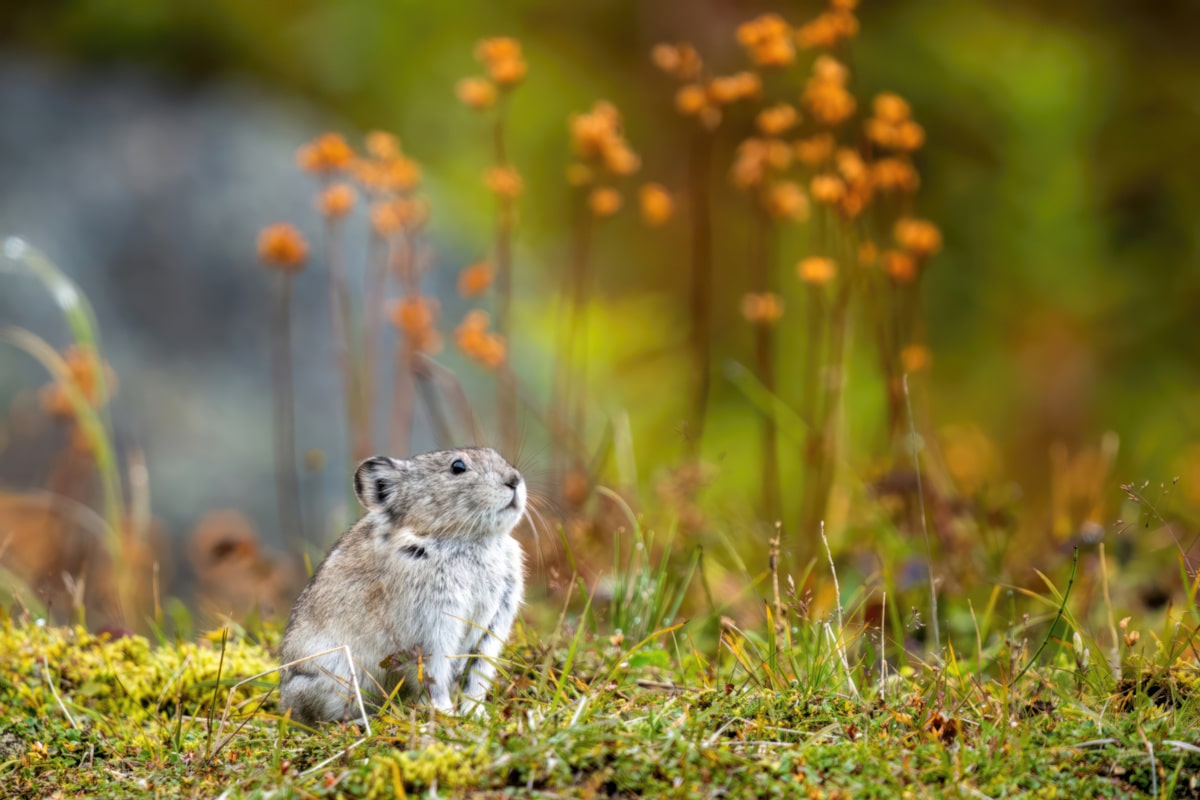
[{"x1": 450, "y1": 459, "x2": 468, "y2": 475}]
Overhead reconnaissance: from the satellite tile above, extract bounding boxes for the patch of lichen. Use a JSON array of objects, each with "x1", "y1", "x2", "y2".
[
  {"x1": 353, "y1": 742, "x2": 488, "y2": 795},
  {"x1": 0, "y1": 620, "x2": 279, "y2": 723}
]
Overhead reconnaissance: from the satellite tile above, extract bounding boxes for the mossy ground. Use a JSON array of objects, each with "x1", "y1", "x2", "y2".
[{"x1": 3, "y1": 610, "x2": 1199, "y2": 799}]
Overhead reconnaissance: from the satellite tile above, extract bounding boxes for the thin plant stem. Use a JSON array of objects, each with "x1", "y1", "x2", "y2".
[
  {"x1": 492, "y1": 94, "x2": 518, "y2": 455},
  {"x1": 415, "y1": 359, "x2": 453, "y2": 447},
  {"x1": 750, "y1": 203, "x2": 780, "y2": 521},
  {"x1": 569, "y1": 203, "x2": 594, "y2": 458},
  {"x1": 388, "y1": 232, "x2": 419, "y2": 457},
  {"x1": 552, "y1": 193, "x2": 591, "y2": 492},
  {"x1": 903, "y1": 372, "x2": 940, "y2": 654},
  {"x1": 686, "y1": 127, "x2": 713, "y2": 458},
  {"x1": 389, "y1": 343, "x2": 416, "y2": 457},
  {"x1": 361, "y1": 230, "x2": 391, "y2": 446},
  {"x1": 323, "y1": 217, "x2": 371, "y2": 464},
  {"x1": 271, "y1": 272, "x2": 303, "y2": 549}
]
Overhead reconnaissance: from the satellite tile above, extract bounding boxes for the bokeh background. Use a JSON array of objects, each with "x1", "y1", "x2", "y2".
[{"x1": 1, "y1": 0, "x2": 1198, "y2": 622}]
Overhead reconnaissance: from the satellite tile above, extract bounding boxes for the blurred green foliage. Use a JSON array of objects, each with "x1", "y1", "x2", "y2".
[{"x1": 4, "y1": 0, "x2": 1199, "y2": 547}]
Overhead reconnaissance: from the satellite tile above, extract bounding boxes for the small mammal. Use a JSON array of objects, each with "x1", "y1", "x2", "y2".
[{"x1": 279, "y1": 447, "x2": 526, "y2": 723}]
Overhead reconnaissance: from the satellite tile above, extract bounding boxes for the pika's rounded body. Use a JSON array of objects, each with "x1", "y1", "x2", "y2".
[{"x1": 279, "y1": 447, "x2": 526, "y2": 724}]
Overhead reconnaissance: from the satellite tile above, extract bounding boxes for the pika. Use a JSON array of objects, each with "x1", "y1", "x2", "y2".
[{"x1": 278, "y1": 447, "x2": 526, "y2": 724}]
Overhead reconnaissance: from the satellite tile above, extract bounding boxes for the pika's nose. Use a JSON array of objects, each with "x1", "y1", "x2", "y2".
[{"x1": 504, "y1": 472, "x2": 521, "y2": 490}]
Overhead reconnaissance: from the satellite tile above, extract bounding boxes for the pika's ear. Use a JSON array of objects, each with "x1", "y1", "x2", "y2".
[{"x1": 353, "y1": 456, "x2": 405, "y2": 510}]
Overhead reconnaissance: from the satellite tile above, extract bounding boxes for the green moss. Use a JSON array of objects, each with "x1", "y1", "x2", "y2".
[
  {"x1": 0, "y1": 622, "x2": 279, "y2": 723},
  {"x1": 361, "y1": 743, "x2": 487, "y2": 795}
]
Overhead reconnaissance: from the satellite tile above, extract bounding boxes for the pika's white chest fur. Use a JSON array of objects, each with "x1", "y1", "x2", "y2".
[{"x1": 278, "y1": 447, "x2": 527, "y2": 723}]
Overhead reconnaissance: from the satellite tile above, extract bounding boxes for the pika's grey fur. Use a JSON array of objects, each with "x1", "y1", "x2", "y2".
[{"x1": 278, "y1": 447, "x2": 526, "y2": 724}]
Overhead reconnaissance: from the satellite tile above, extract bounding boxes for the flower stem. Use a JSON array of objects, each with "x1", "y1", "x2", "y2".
[
  {"x1": 493, "y1": 96, "x2": 518, "y2": 455},
  {"x1": 686, "y1": 128, "x2": 714, "y2": 458},
  {"x1": 271, "y1": 272, "x2": 303, "y2": 549}
]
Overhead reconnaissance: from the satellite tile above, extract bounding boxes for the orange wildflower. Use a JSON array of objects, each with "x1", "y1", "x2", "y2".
[
  {"x1": 813, "y1": 55, "x2": 849, "y2": 84},
  {"x1": 764, "y1": 181, "x2": 809, "y2": 222},
  {"x1": 295, "y1": 133, "x2": 354, "y2": 174},
  {"x1": 894, "y1": 217, "x2": 943, "y2": 258},
  {"x1": 588, "y1": 186, "x2": 622, "y2": 217},
  {"x1": 389, "y1": 296, "x2": 443, "y2": 354},
  {"x1": 639, "y1": 183, "x2": 674, "y2": 226},
  {"x1": 836, "y1": 148, "x2": 868, "y2": 185},
  {"x1": 365, "y1": 131, "x2": 400, "y2": 160},
  {"x1": 475, "y1": 37, "x2": 526, "y2": 88},
  {"x1": 794, "y1": 133, "x2": 835, "y2": 167},
  {"x1": 457, "y1": 77, "x2": 497, "y2": 110},
  {"x1": 798, "y1": 256, "x2": 837, "y2": 284},
  {"x1": 865, "y1": 93, "x2": 925, "y2": 152},
  {"x1": 729, "y1": 71, "x2": 763, "y2": 101},
  {"x1": 900, "y1": 344, "x2": 932, "y2": 373},
  {"x1": 736, "y1": 13, "x2": 795, "y2": 67},
  {"x1": 370, "y1": 202, "x2": 403, "y2": 237},
  {"x1": 757, "y1": 103, "x2": 799, "y2": 136},
  {"x1": 835, "y1": 148, "x2": 873, "y2": 218},
  {"x1": 731, "y1": 139, "x2": 769, "y2": 190},
  {"x1": 795, "y1": 11, "x2": 859, "y2": 50},
  {"x1": 872, "y1": 158, "x2": 920, "y2": 193},
  {"x1": 257, "y1": 223, "x2": 308, "y2": 271},
  {"x1": 383, "y1": 156, "x2": 421, "y2": 192},
  {"x1": 882, "y1": 249, "x2": 918, "y2": 282},
  {"x1": 484, "y1": 165, "x2": 523, "y2": 198},
  {"x1": 675, "y1": 84, "x2": 707, "y2": 116},
  {"x1": 651, "y1": 42, "x2": 702, "y2": 80},
  {"x1": 740, "y1": 293, "x2": 785, "y2": 325},
  {"x1": 803, "y1": 80, "x2": 856, "y2": 127},
  {"x1": 603, "y1": 142, "x2": 641, "y2": 176},
  {"x1": 490, "y1": 57, "x2": 528, "y2": 87},
  {"x1": 810, "y1": 174, "x2": 846, "y2": 205},
  {"x1": 455, "y1": 310, "x2": 506, "y2": 369},
  {"x1": 458, "y1": 262, "x2": 494, "y2": 298},
  {"x1": 872, "y1": 92, "x2": 911, "y2": 123},
  {"x1": 570, "y1": 101, "x2": 621, "y2": 158},
  {"x1": 318, "y1": 183, "x2": 356, "y2": 219},
  {"x1": 475, "y1": 37, "x2": 520, "y2": 63}
]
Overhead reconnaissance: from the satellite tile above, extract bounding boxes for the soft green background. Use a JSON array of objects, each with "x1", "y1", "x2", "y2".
[{"x1": 3, "y1": 0, "x2": 1198, "y2": 543}]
